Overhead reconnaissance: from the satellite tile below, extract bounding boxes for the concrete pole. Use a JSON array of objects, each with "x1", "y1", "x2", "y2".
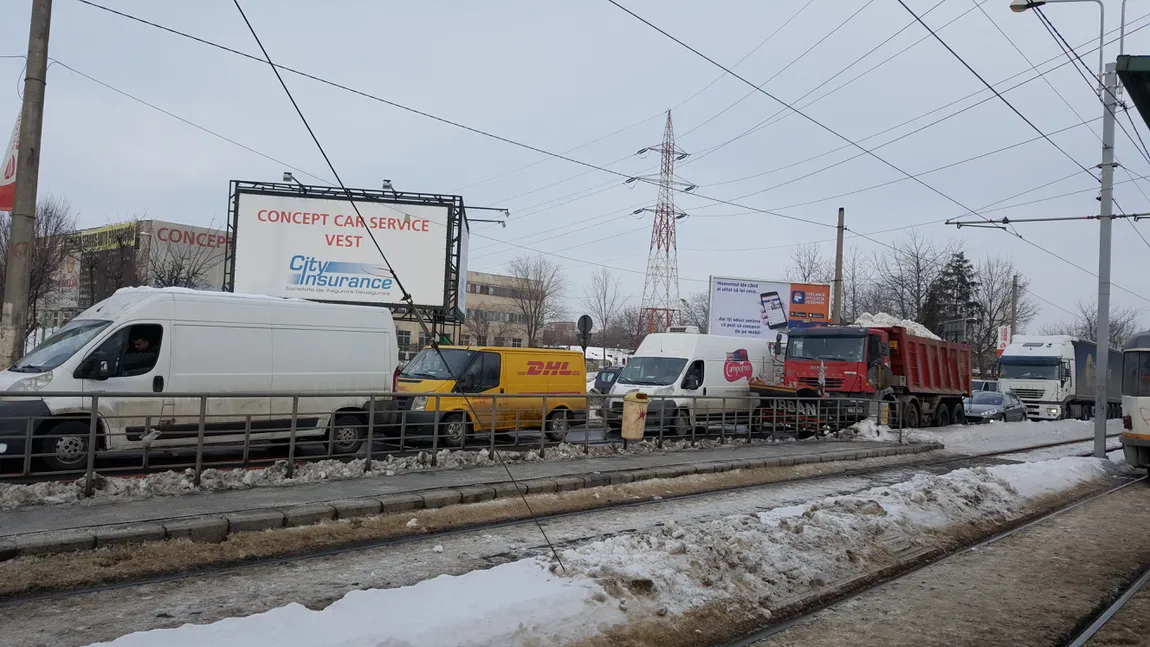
[
  {"x1": 1094, "y1": 61, "x2": 1118, "y2": 459},
  {"x1": 0, "y1": 0, "x2": 52, "y2": 366},
  {"x1": 832, "y1": 207, "x2": 845, "y2": 325},
  {"x1": 1010, "y1": 274, "x2": 1018, "y2": 337}
]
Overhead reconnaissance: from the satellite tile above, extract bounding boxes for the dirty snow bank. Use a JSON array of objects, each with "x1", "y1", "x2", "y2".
[
  {"x1": 842, "y1": 417, "x2": 901, "y2": 442},
  {"x1": 0, "y1": 436, "x2": 791, "y2": 510},
  {"x1": 84, "y1": 457, "x2": 1120, "y2": 647},
  {"x1": 852, "y1": 312, "x2": 939, "y2": 340}
]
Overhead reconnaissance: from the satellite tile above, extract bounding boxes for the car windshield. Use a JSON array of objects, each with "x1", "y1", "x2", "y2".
[
  {"x1": 400, "y1": 348, "x2": 476, "y2": 380},
  {"x1": 10, "y1": 319, "x2": 112, "y2": 373},
  {"x1": 617, "y1": 357, "x2": 688, "y2": 386},
  {"x1": 786, "y1": 336, "x2": 865, "y2": 362},
  {"x1": 999, "y1": 360, "x2": 1059, "y2": 380},
  {"x1": 599, "y1": 370, "x2": 618, "y2": 383},
  {"x1": 971, "y1": 392, "x2": 1004, "y2": 405}
]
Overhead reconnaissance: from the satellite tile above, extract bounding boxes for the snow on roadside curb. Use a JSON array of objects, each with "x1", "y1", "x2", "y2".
[
  {"x1": 0, "y1": 436, "x2": 796, "y2": 511},
  {"x1": 82, "y1": 456, "x2": 1122, "y2": 646}
]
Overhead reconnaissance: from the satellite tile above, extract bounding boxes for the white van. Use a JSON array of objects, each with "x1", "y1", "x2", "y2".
[
  {"x1": 0, "y1": 287, "x2": 398, "y2": 470},
  {"x1": 605, "y1": 333, "x2": 773, "y2": 435}
]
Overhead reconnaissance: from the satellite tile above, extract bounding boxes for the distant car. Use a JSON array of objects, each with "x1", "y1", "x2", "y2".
[
  {"x1": 593, "y1": 366, "x2": 622, "y2": 393},
  {"x1": 964, "y1": 391, "x2": 1027, "y2": 423},
  {"x1": 972, "y1": 379, "x2": 999, "y2": 392}
]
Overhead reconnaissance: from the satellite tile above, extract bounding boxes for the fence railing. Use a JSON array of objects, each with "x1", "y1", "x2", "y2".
[{"x1": 0, "y1": 390, "x2": 906, "y2": 494}]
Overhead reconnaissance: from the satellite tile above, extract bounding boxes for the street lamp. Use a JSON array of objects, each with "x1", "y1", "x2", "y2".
[{"x1": 1009, "y1": 0, "x2": 1129, "y2": 459}]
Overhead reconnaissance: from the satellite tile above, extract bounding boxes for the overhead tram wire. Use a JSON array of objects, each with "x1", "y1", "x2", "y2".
[{"x1": 228, "y1": 0, "x2": 567, "y2": 571}]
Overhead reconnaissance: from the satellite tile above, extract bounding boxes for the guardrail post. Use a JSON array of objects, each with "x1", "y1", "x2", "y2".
[
  {"x1": 657, "y1": 397, "x2": 665, "y2": 449},
  {"x1": 22, "y1": 416, "x2": 33, "y2": 477},
  {"x1": 489, "y1": 395, "x2": 497, "y2": 454},
  {"x1": 539, "y1": 394, "x2": 547, "y2": 458},
  {"x1": 584, "y1": 391, "x2": 591, "y2": 455},
  {"x1": 430, "y1": 396, "x2": 440, "y2": 467},
  {"x1": 142, "y1": 415, "x2": 151, "y2": 471},
  {"x1": 720, "y1": 397, "x2": 727, "y2": 444},
  {"x1": 242, "y1": 415, "x2": 252, "y2": 466},
  {"x1": 193, "y1": 396, "x2": 207, "y2": 486},
  {"x1": 746, "y1": 398, "x2": 754, "y2": 443},
  {"x1": 399, "y1": 410, "x2": 407, "y2": 453},
  {"x1": 365, "y1": 395, "x2": 376, "y2": 473},
  {"x1": 286, "y1": 396, "x2": 298, "y2": 479},
  {"x1": 83, "y1": 395, "x2": 100, "y2": 497},
  {"x1": 772, "y1": 397, "x2": 778, "y2": 441},
  {"x1": 835, "y1": 399, "x2": 842, "y2": 439}
]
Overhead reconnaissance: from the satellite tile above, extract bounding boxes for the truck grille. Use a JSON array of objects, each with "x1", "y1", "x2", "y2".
[
  {"x1": 796, "y1": 377, "x2": 844, "y2": 390},
  {"x1": 1012, "y1": 388, "x2": 1045, "y2": 400}
]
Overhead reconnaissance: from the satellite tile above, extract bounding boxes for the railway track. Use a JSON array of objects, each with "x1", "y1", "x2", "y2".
[
  {"x1": 1064, "y1": 565, "x2": 1150, "y2": 647},
  {"x1": 0, "y1": 434, "x2": 1125, "y2": 608},
  {"x1": 720, "y1": 472, "x2": 1147, "y2": 647}
]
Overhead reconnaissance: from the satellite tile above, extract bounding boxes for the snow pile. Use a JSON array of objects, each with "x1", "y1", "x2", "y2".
[
  {"x1": 842, "y1": 417, "x2": 900, "y2": 442},
  {"x1": 0, "y1": 436, "x2": 798, "y2": 510},
  {"x1": 852, "y1": 312, "x2": 940, "y2": 340},
  {"x1": 83, "y1": 559, "x2": 620, "y2": 647},
  {"x1": 904, "y1": 418, "x2": 1122, "y2": 454},
  {"x1": 83, "y1": 457, "x2": 1119, "y2": 646}
]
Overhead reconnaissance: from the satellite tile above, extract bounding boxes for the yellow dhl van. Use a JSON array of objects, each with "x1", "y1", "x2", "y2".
[{"x1": 392, "y1": 346, "x2": 587, "y2": 446}]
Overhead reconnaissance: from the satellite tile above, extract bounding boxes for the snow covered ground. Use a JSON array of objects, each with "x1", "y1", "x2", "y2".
[
  {"x1": 82, "y1": 455, "x2": 1125, "y2": 647},
  {"x1": 905, "y1": 417, "x2": 1123, "y2": 454}
]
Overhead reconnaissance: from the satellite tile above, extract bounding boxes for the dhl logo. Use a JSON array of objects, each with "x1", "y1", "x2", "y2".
[{"x1": 518, "y1": 360, "x2": 580, "y2": 376}]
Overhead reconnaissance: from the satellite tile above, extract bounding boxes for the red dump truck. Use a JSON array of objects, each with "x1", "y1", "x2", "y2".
[{"x1": 782, "y1": 325, "x2": 972, "y2": 428}]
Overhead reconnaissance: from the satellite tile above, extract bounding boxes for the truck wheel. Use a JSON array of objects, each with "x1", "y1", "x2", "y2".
[
  {"x1": 440, "y1": 413, "x2": 469, "y2": 447},
  {"x1": 329, "y1": 414, "x2": 366, "y2": 455},
  {"x1": 36, "y1": 421, "x2": 91, "y2": 472},
  {"x1": 902, "y1": 402, "x2": 921, "y2": 429},
  {"x1": 544, "y1": 409, "x2": 570, "y2": 442},
  {"x1": 935, "y1": 403, "x2": 952, "y2": 427},
  {"x1": 952, "y1": 402, "x2": 966, "y2": 426}
]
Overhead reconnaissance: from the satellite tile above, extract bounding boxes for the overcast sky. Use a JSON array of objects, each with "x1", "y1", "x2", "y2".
[{"x1": 3, "y1": 0, "x2": 1150, "y2": 330}]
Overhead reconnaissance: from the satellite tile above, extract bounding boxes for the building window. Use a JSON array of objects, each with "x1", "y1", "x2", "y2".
[
  {"x1": 511, "y1": 338, "x2": 523, "y2": 348},
  {"x1": 476, "y1": 335, "x2": 488, "y2": 346},
  {"x1": 418, "y1": 333, "x2": 430, "y2": 348},
  {"x1": 479, "y1": 284, "x2": 490, "y2": 295},
  {"x1": 493, "y1": 337, "x2": 506, "y2": 347},
  {"x1": 397, "y1": 330, "x2": 411, "y2": 347}
]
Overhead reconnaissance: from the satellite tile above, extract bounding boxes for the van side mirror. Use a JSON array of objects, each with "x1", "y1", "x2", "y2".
[
  {"x1": 87, "y1": 352, "x2": 110, "y2": 381},
  {"x1": 683, "y1": 376, "x2": 701, "y2": 391},
  {"x1": 1062, "y1": 366, "x2": 1071, "y2": 382}
]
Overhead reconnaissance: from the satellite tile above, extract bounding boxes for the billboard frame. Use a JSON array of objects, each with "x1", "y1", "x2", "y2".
[{"x1": 224, "y1": 180, "x2": 469, "y2": 324}]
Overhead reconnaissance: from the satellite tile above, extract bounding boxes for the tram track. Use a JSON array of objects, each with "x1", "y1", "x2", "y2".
[{"x1": 0, "y1": 434, "x2": 1124, "y2": 608}]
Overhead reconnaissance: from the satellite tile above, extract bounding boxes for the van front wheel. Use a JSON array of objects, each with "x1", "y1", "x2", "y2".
[
  {"x1": 440, "y1": 413, "x2": 469, "y2": 447},
  {"x1": 329, "y1": 415, "x2": 366, "y2": 455},
  {"x1": 37, "y1": 421, "x2": 91, "y2": 472}
]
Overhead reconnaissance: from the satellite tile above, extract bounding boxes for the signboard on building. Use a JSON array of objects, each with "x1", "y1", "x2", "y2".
[
  {"x1": 54, "y1": 252, "x2": 80, "y2": 309},
  {"x1": 0, "y1": 112, "x2": 21, "y2": 212},
  {"x1": 227, "y1": 182, "x2": 467, "y2": 313},
  {"x1": 996, "y1": 325, "x2": 1012, "y2": 357},
  {"x1": 707, "y1": 276, "x2": 832, "y2": 340}
]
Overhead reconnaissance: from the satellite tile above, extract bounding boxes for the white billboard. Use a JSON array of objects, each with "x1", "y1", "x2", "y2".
[
  {"x1": 707, "y1": 276, "x2": 832, "y2": 339},
  {"x1": 233, "y1": 193, "x2": 450, "y2": 307}
]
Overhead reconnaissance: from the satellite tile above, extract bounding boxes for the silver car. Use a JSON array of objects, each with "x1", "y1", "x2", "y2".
[{"x1": 964, "y1": 391, "x2": 1027, "y2": 423}]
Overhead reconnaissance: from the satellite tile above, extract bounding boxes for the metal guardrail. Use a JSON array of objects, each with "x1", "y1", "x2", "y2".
[{"x1": 0, "y1": 391, "x2": 906, "y2": 495}]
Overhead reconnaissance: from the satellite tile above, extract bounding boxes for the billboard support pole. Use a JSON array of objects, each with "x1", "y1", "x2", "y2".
[
  {"x1": 0, "y1": 0, "x2": 52, "y2": 366},
  {"x1": 832, "y1": 207, "x2": 845, "y2": 325},
  {"x1": 1010, "y1": 274, "x2": 1018, "y2": 337}
]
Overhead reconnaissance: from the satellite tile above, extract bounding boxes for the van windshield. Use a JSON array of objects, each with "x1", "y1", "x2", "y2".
[
  {"x1": 11, "y1": 319, "x2": 112, "y2": 373},
  {"x1": 617, "y1": 357, "x2": 687, "y2": 386},
  {"x1": 401, "y1": 348, "x2": 476, "y2": 381}
]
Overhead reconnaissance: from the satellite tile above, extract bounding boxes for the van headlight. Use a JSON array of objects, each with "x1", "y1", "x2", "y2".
[
  {"x1": 410, "y1": 396, "x2": 429, "y2": 411},
  {"x1": 10, "y1": 371, "x2": 53, "y2": 392}
]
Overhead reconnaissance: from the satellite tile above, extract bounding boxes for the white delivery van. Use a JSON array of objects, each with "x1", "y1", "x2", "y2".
[
  {"x1": 0, "y1": 287, "x2": 398, "y2": 470},
  {"x1": 605, "y1": 332, "x2": 772, "y2": 435}
]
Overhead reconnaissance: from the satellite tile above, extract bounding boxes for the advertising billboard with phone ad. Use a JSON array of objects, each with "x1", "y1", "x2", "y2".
[{"x1": 707, "y1": 276, "x2": 831, "y2": 339}]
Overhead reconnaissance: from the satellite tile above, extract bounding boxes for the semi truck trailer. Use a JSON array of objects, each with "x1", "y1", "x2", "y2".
[{"x1": 998, "y1": 335, "x2": 1121, "y2": 420}]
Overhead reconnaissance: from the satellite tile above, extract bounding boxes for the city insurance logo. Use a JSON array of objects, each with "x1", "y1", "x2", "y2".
[{"x1": 287, "y1": 255, "x2": 396, "y2": 292}]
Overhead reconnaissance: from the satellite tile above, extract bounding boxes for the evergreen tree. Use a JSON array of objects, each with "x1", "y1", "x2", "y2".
[{"x1": 921, "y1": 252, "x2": 982, "y2": 338}]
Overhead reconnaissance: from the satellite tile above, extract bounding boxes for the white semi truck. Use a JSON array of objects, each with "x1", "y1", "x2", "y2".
[{"x1": 998, "y1": 335, "x2": 1121, "y2": 421}]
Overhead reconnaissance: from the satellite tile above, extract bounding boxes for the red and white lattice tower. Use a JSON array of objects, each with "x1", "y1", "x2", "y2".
[{"x1": 639, "y1": 110, "x2": 684, "y2": 333}]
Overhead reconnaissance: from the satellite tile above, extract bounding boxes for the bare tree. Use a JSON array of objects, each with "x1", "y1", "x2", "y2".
[
  {"x1": 506, "y1": 256, "x2": 567, "y2": 347},
  {"x1": 868, "y1": 230, "x2": 956, "y2": 321},
  {"x1": 0, "y1": 195, "x2": 79, "y2": 334},
  {"x1": 785, "y1": 242, "x2": 834, "y2": 284},
  {"x1": 840, "y1": 246, "x2": 875, "y2": 323},
  {"x1": 616, "y1": 305, "x2": 646, "y2": 351},
  {"x1": 71, "y1": 220, "x2": 140, "y2": 308},
  {"x1": 578, "y1": 267, "x2": 625, "y2": 346},
  {"x1": 968, "y1": 257, "x2": 1039, "y2": 376},
  {"x1": 679, "y1": 290, "x2": 710, "y2": 333},
  {"x1": 1040, "y1": 299, "x2": 1142, "y2": 348},
  {"x1": 141, "y1": 227, "x2": 224, "y2": 289}
]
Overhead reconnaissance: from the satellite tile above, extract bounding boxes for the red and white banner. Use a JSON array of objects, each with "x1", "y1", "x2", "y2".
[
  {"x1": 0, "y1": 112, "x2": 19, "y2": 212},
  {"x1": 995, "y1": 325, "x2": 1012, "y2": 357}
]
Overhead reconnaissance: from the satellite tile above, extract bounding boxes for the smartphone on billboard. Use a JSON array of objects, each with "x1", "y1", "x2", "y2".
[{"x1": 760, "y1": 291, "x2": 789, "y2": 330}]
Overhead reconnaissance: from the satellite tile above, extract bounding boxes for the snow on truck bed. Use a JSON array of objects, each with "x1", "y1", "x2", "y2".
[
  {"x1": 83, "y1": 456, "x2": 1123, "y2": 647},
  {"x1": 851, "y1": 312, "x2": 940, "y2": 340}
]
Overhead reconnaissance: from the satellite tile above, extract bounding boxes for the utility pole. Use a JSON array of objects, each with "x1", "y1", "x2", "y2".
[
  {"x1": 832, "y1": 207, "x2": 845, "y2": 324},
  {"x1": 0, "y1": 0, "x2": 52, "y2": 366},
  {"x1": 1010, "y1": 274, "x2": 1018, "y2": 336},
  {"x1": 1094, "y1": 61, "x2": 1118, "y2": 459}
]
